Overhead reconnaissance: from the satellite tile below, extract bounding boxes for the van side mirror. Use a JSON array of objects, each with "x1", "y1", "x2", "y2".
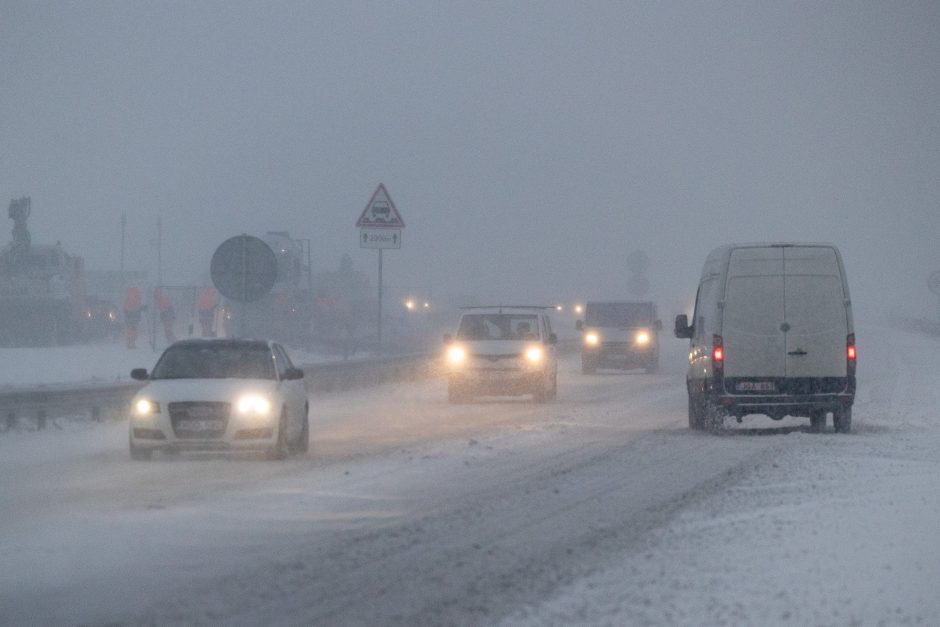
[
  {"x1": 548, "y1": 333, "x2": 558, "y2": 345},
  {"x1": 284, "y1": 367, "x2": 304, "y2": 380},
  {"x1": 443, "y1": 334, "x2": 453, "y2": 344},
  {"x1": 575, "y1": 320, "x2": 583, "y2": 331},
  {"x1": 654, "y1": 319, "x2": 663, "y2": 331},
  {"x1": 674, "y1": 314, "x2": 693, "y2": 339},
  {"x1": 130, "y1": 368, "x2": 149, "y2": 381}
]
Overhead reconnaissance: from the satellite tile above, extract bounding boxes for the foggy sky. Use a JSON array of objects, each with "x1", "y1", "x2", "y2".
[{"x1": 2, "y1": 1, "x2": 938, "y2": 320}]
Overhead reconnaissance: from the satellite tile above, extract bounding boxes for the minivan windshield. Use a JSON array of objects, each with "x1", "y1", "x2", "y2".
[
  {"x1": 150, "y1": 343, "x2": 275, "y2": 380},
  {"x1": 457, "y1": 313, "x2": 540, "y2": 340},
  {"x1": 585, "y1": 302, "x2": 653, "y2": 327}
]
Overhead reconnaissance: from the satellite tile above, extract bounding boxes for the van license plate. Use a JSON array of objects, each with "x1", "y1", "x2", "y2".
[{"x1": 737, "y1": 381, "x2": 775, "y2": 392}]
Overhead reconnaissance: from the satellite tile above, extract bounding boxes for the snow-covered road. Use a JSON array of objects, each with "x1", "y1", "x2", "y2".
[{"x1": 1, "y1": 325, "x2": 938, "y2": 625}]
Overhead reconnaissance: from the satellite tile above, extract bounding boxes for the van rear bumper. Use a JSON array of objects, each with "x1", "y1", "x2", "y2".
[{"x1": 714, "y1": 376, "x2": 855, "y2": 418}]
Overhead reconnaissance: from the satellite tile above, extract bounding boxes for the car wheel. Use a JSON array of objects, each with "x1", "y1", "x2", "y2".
[
  {"x1": 547, "y1": 368, "x2": 558, "y2": 401},
  {"x1": 809, "y1": 410, "x2": 827, "y2": 433},
  {"x1": 833, "y1": 406, "x2": 852, "y2": 434},
  {"x1": 129, "y1": 434, "x2": 153, "y2": 461},
  {"x1": 645, "y1": 360, "x2": 659, "y2": 374},
  {"x1": 266, "y1": 409, "x2": 289, "y2": 460}
]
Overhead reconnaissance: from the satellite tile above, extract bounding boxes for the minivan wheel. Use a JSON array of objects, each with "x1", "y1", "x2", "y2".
[
  {"x1": 809, "y1": 410, "x2": 827, "y2": 433},
  {"x1": 581, "y1": 355, "x2": 597, "y2": 374},
  {"x1": 448, "y1": 381, "x2": 469, "y2": 403},
  {"x1": 833, "y1": 406, "x2": 852, "y2": 434}
]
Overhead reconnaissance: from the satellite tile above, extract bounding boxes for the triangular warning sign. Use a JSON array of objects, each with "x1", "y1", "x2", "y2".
[{"x1": 356, "y1": 183, "x2": 405, "y2": 228}]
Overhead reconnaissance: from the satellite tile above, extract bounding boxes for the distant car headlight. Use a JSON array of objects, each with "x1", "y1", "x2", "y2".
[
  {"x1": 525, "y1": 346, "x2": 543, "y2": 363},
  {"x1": 134, "y1": 398, "x2": 160, "y2": 415},
  {"x1": 237, "y1": 395, "x2": 272, "y2": 415},
  {"x1": 447, "y1": 345, "x2": 467, "y2": 365},
  {"x1": 584, "y1": 332, "x2": 599, "y2": 346},
  {"x1": 635, "y1": 331, "x2": 651, "y2": 346}
]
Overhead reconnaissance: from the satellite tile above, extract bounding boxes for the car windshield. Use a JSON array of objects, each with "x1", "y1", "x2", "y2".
[
  {"x1": 585, "y1": 303, "x2": 653, "y2": 327},
  {"x1": 457, "y1": 313, "x2": 540, "y2": 340},
  {"x1": 150, "y1": 343, "x2": 275, "y2": 380}
]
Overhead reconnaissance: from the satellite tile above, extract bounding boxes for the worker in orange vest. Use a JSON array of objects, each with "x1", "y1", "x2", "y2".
[
  {"x1": 155, "y1": 288, "x2": 176, "y2": 344},
  {"x1": 123, "y1": 287, "x2": 142, "y2": 348},
  {"x1": 197, "y1": 287, "x2": 217, "y2": 337}
]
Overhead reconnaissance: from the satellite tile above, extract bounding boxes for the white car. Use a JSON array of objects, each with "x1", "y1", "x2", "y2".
[
  {"x1": 444, "y1": 306, "x2": 558, "y2": 402},
  {"x1": 128, "y1": 339, "x2": 308, "y2": 459}
]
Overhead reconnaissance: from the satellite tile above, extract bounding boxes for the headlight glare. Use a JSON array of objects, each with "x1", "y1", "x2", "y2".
[
  {"x1": 134, "y1": 399, "x2": 159, "y2": 415},
  {"x1": 584, "y1": 332, "x2": 599, "y2": 346},
  {"x1": 447, "y1": 345, "x2": 467, "y2": 364},
  {"x1": 525, "y1": 346, "x2": 543, "y2": 362},
  {"x1": 237, "y1": 395, "x2": 271, "y2": 415},
  {"x1": 635, "y1": 331, "x2": 651, "y2": 345}
]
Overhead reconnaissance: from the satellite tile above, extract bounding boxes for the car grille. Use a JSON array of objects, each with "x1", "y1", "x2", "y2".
[{"x1": 168, "y1": 402, "x2": 230, "y2": 439}]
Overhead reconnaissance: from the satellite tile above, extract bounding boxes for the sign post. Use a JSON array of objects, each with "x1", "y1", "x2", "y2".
[{"x1": 357, "y1": 183, "x2": 405, "y2": 348}]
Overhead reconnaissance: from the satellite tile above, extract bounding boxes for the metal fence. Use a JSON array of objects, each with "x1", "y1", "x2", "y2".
[{"x1": 0, "y1": 353, "x2": 438, "y2": 432}]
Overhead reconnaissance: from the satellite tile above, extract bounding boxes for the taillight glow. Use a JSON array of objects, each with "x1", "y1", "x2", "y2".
[
  {"x1": 847, "y1": 333, "x2": 857, "y2": 376},
  {"x1": 712, "y1": 335, "x2": 724, "y2": 379}
]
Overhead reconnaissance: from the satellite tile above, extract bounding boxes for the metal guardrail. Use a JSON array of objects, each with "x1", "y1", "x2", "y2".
[
  {"x1": 0, "y1": 339, "x2": 579, "y2": 432},
  {"x1": 0, "y1": 353, "x2": 438, "y2": 432}
]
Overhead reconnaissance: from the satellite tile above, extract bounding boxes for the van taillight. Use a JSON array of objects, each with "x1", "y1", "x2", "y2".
[
  {"x1": 847, "y1": 333, "x2": 856, "y2": 375},
  {"x1": 712, "y1": 335, "x2": 724, "y2": 378}
]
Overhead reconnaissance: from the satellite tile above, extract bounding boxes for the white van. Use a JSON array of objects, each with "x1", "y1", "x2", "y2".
[{"x1": 674, "y1": 243, "x2": 856, "y2": 432}]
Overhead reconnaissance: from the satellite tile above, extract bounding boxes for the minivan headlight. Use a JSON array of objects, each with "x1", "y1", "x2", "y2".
[
  {"x1": 525, "y1": 346, "x2": 543, "y2": 363},
  {"x1": 447, "y1": 345, "x2": 467, "y2": 365},
  {"x1": 584, "y1": 332, "x2": 599, "y2": 346},
  {"x1": 635, "y1": 331, "x2": 651, "y2": 346}
]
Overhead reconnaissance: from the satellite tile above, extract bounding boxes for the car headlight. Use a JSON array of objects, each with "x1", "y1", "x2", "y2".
[
  {"x1": 237, "y1": 394, "x2": 272, "y2": 415},
  {"x1": 134, "y1": 398, "x2": 160, "y2": 415},
  {"x1": 635, "y1": 331, "x2": 651, "y2": 346},
  {"x1": 447, "y1": 345, "x2": 467, "y2": 365},
  {"x1": 584, "y1": 332, "x2": 599, "y2": 346},
  {"x1": 525, "y1": 346, "x2": 543, "y2": 363}
]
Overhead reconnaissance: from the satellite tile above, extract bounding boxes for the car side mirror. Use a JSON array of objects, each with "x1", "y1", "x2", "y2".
[
  {"x1": 548, "y1": 333, "x2": 558, "y2": 345},
  {"x1": 674, "y1": 314, "x2": 693, "y2": 339},
  {"x1": 443, "y1": 333, "x2": 453, "y2": 344},
  {"x1": 575, "y1": 320, "x2": 583, "y2": 331},
  {"x1": 130, "y1": 368, "x2": 149, "y2": 381},
  {"x1": 654, "y1": 319, "x2": 663, "y2": 331},
  {"x1": 284, "y1": 367, "x2": 304, "y2": 380}
]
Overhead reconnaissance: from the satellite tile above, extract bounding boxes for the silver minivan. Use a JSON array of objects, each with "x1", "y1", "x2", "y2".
[{"x1": 675, "y1": 243, "x2": 856, "y2": 432}]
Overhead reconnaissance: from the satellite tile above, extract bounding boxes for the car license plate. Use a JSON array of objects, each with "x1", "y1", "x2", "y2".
[
  {"x1": 737, "y1": 381, "x2": 776, "y2": 392},
  {"x1": 178, "y1": 419, "x2": 223, "y2": 432}
]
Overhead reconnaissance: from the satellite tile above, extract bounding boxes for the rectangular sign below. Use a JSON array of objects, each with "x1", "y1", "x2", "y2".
[{"x1": 360, "y1": 228, "x2": 401, "y2": 249}]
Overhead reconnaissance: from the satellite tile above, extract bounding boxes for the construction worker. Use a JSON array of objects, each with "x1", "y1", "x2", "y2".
[
  {"x1": 123, "y1": 287, "x2": 142, "y2": 348},
  {"x1": 155, "y1": 288, "x2": 176, "y2": 344},
  {"x1": 197, "y1": 287, "x2": 217, "y2": 337}
]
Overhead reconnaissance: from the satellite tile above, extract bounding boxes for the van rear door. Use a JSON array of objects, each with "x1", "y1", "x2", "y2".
[
  {"x1": 783, "y1": 246, "x2": 848, "y2": 377},
  {"x1": 723, "y1": 247, "x2": 786, "y2": 378}
]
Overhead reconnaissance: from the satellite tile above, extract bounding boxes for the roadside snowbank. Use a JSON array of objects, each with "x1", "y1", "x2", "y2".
[{"x1": 504, "y1": 325, "x2": 940, "y2": 626}]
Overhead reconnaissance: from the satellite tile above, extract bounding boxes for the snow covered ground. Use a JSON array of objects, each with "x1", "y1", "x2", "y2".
[{"x1": 0, "y1": 324, "x2": 937, "y2": 625}]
